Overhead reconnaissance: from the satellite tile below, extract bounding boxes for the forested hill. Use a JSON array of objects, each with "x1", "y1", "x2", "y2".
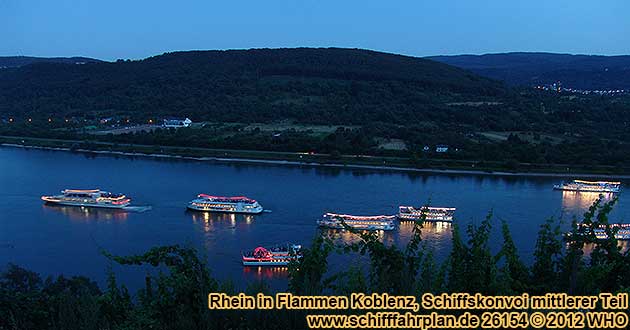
[
  {"x1": 428, "y1": 52, "x2": 630, "y2": 90},
  {"x1": 0, "y1": 48, "x2": 505, "y2": 123},
  {"x1": 0, "y1": 56, "x2": 102, "y2": 68}
]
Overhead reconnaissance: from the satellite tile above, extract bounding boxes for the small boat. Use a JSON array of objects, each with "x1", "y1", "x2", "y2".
[
  {"x1": 242, "y1": 244, "x2": 302, "y2": 266},
  {"x1": 41, "y1": 189, "x2": 131, "y2": 209},
  {"x1": 187, "y1": 194, "x2": 264, "y2": 214},
  {"x1": 398, "y1": 206, "x2": 456, "y2": 222},
  {"x1": 553, "y1": 180, "x2": 621, "y2": 193},
  {"x1": 317, "y1": 213, "x2": 396, "y2": 231}
]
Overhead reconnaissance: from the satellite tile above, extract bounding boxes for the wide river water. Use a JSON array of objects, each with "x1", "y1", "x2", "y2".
[{"x1": 1, "y1": 146, "x2": 628, "y2": 290}]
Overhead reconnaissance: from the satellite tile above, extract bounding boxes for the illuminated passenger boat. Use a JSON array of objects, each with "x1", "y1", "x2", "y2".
[
  {"x1": 242, "y1": 244, "x2": 302, "y2": 266},
  {"x1": 398, "y1": 206, "x2": 456, "y2": 222},
  {"x1": 553, "y1": 180, "x2": 621, "y2": 193},
  {"x1": 41, "y1": 189, "x2": 131, "y2": 209},
  {"x1": 187, "y1": 194, "x2": 263, "y2": 214},
  {"x1": 585, "y1": 224, "x2": 630, "y2": 241},
  {"x1": 317, "y1": 213, "x2": 396, "y2": 231}
]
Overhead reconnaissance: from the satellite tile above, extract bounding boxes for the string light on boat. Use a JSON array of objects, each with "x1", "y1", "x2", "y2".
[{"x1": 197, "y1": 194, "x2": 257, "y2": 204}]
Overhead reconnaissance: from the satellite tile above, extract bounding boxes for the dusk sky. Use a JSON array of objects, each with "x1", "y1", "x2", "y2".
[{"x1": 2, "y1": 0, "x2": 629, "y2": 61}]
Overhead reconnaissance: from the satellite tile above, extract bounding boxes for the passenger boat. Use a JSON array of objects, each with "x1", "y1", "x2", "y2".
[
  {"x1": 242, "y1": 244, "x2": 302, "y2": 266},
  {"x1": 317, "y1": 213, "x2": 396, "y2": 231},
  {"x1": 398, "y1": 206, "x2": 456, "y2": 222},
  {"x1": 187, "y1": 194, "x2": 264, "y2": 214},
  {"x1": 41, "y1": 189, "x2": 131, "y2": 209},
  {"x1": 568, "y1": 223, "x2": 630, "y2": 241},
  {"x1": 553, "y1": 180, "x2": 621, "y2": 193},
  {"x1": 589, "y1": 224, "x2": 630, "y2": 240}
]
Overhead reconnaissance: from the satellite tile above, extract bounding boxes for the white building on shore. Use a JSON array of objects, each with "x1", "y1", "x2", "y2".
[
  {"x1": 436, "y1": 145, "x2": 449, "y2": 153},
  {"x1": 163, "y1": 117, "x2": 192, "y2": 128}
]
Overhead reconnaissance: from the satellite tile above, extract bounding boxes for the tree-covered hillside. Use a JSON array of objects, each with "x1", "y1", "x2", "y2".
[
  {"x1": 429, "y1": 52, "x2": 630, "y2": 90},
  {"x1": 0, "y1": 56, "x2": 101, "y2": 68},
  {"x1": 1, "y1": 48, "x2": 630, "y2": 171},
  {"x1": 0, "y1": 48, "x2": 504, "y2": 123}
]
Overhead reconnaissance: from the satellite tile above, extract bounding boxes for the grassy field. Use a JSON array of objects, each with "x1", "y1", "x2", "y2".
[
  {"x1": 90, "y1": 124, "x2": 162, "y2": 135},
  {"x1": 199, "y1": 121, "x2": 360, "y2": 136},
  {"x1": 83, "y1": 121, "x2": 360, "y2": 138},
  {"x1": 479, "y1": 131, "x2": 567, "y2": 145},
  {"x1": 375, "y1": 138, "x2": 408, "y2": 150}
]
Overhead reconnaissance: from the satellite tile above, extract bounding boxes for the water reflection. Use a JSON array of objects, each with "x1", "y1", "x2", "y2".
[
  {"x1": 242, "y1": 266, "x2": 289, "y2": 279},
  {"x1": 189, "y1": 211, "x2": 255, "y2": 232},
  {"x1": 42, "y1": 204, "x2": 129, "y2": 222},
  {"x1": 582, "y1": 240, "x2": 630, "y2": 255},
  {"x1": 318, "y1": 228, "x2": 390, "y2": 244},
  {"x1": 398, "y1": 221, "x2": 453, "y2": 243},
  {"x1": 5, "y1": 146, "x2": 629, "y2": 291},
  {"x1": 561, "y1": 191, "x2": 613, "y2": 211},
  {"x1": 317, "y1": 221, "x2": 453, "y2": 246}
]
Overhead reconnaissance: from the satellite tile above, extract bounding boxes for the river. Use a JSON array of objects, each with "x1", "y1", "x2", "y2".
[{"x1": 0, "y1": 146, "x2": 627, "y2": 290}]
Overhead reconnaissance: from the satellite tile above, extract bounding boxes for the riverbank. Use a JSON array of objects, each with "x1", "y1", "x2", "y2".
[{"x1": 1, "y1": 135, "x2": 629, "y2": 179}]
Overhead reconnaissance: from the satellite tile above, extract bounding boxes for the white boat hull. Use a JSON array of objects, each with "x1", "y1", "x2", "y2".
[
  {"x1": 242, "y1": 260, "x2": 290, "y2": 266},
  {"x1": 398, "y1": 214, "x2": 453, "y2": 222},
  {"x1": 41, "y1": 189, "x2": 132, "y2": 209},
  {"x1": 43, "y1": 199, "x2": 128, "y2": 209},
  {"x1": 317, "y1": 222, "x2": 395, "y2": 231},
  {"x1": 553, "y1": 180, "x2": 621, "y2": 193},
  {"x1": 187, "y1": 204, "x2": 263, "y2": 214},
  {"x1": 398, "y1": 206, "x2": 456, "y2": 222},
  {"x1": 553, "y1": 186, "x2": 620, "y2": 193},
  {"x1": 242, "y1": 244, "x2": 301, "y2": 266},
  {"x1": 594, "y1": 231, "x2": 630, "y2": 240}
]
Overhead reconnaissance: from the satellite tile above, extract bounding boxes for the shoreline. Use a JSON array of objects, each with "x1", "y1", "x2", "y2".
[{"x1": 3, "y1": 142, "x2": 629, "y2": 179}]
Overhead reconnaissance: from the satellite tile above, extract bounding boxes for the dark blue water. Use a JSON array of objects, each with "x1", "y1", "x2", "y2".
[{"x1": 0, "y1": 146, "x2": 628, "y2": 290}]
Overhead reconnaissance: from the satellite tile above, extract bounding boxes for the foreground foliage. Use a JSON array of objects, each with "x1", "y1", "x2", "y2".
[{"x1": 1, "y1": 198, "x2": 629, "y2": 329}]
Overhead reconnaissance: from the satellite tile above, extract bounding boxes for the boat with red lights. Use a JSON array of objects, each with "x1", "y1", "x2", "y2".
[
  {"x1": 187, "y1": 194, "x2": 264, "y2": 214},
  {"x1": 553, "y1": 180, "x2": 621, "y2": 193},
  {"x1": 317, "y1": 213, "x2": 396, "y2": 231},
  {"x1": 398, "y1": 206, "x2": 456, "y2": 222},
  {"x1": 41, "y1": 189, "x2": 131, "y2": 209},
  {"x1": 242, "y1": 244, "x2": 302, "y2": 266}
]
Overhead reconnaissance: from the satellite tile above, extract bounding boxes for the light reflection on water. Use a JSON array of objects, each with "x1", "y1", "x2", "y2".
[
  {"x1": 319, "y1": 228, "x2": 390, "y2": 245},
  {"x1": 189, "y1": 212, "x2": 254, "y2": 230},
  {"x1": 318, "y1": 221, "x2": 454, "y2": 250},
  {"x1": 561, "y1": 191, "x2": 614, "y2": 213},
  {"x1": 561, "y1": 191, "x2": 628, "y2": 253},
  {"x1": 42, "y1": 204, "x2": 129, "y2": 222},
  {"x1": 398, "y1": 221, "x2": 453, "y2": 245},
  {"x1": 1, "y1": 146, "x2": 628, "y2": 291},
  {"x1": 242, "y1": 266, "x2": 289, "y2": 280},
  {"x1": 582, "y1": 240, "x2": 630, "y2": 255}
]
